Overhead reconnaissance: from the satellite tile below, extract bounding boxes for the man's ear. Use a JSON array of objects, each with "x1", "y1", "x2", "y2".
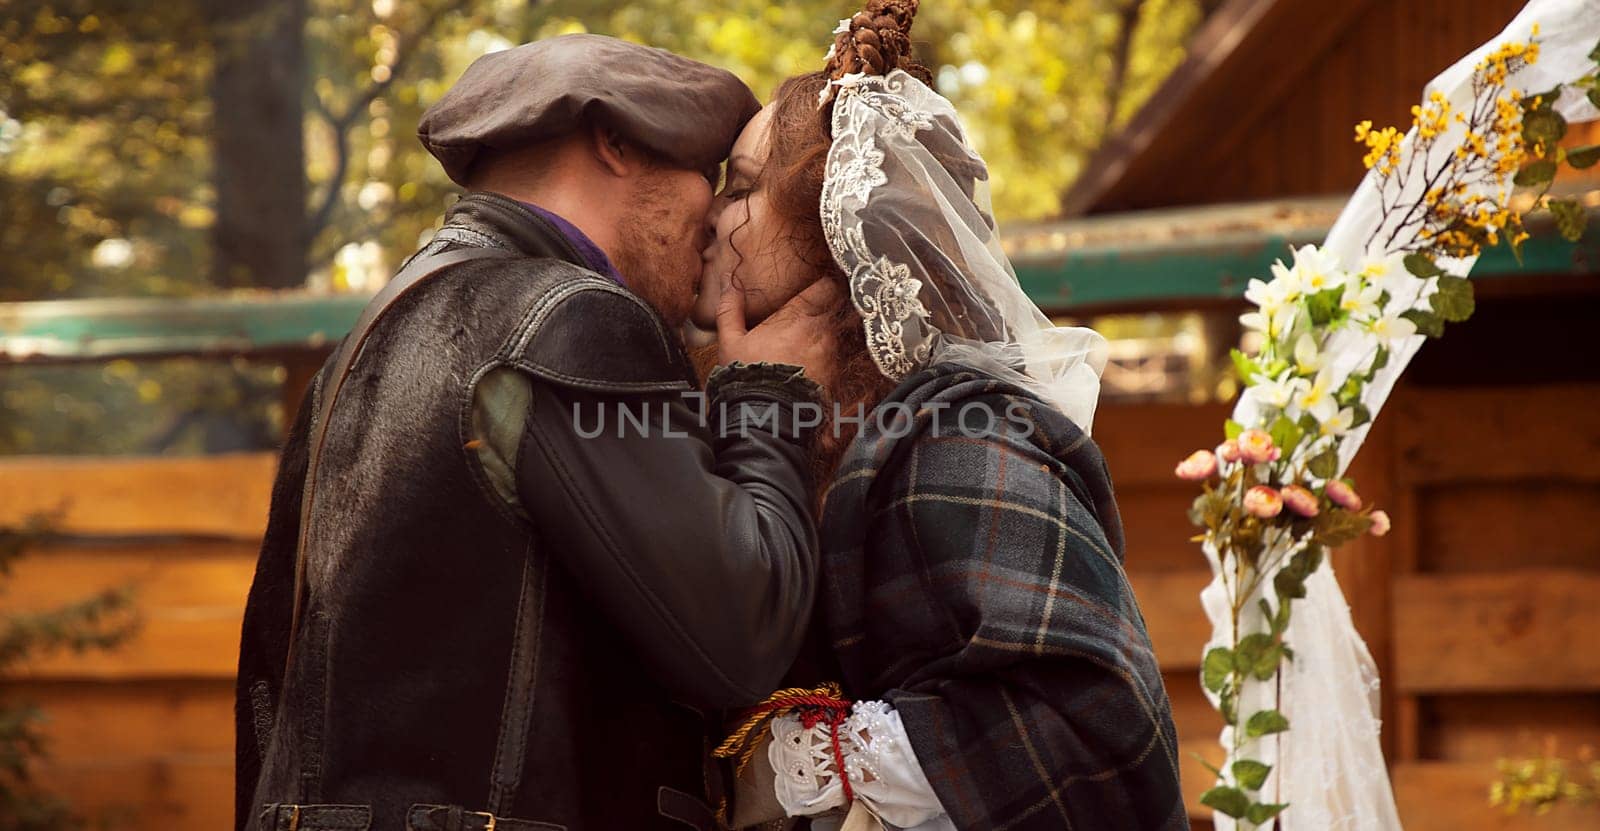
[{"x1": 588, "y1": 124, "x2": 637, "y2": 178}]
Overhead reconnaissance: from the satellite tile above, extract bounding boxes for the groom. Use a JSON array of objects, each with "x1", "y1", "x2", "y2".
[{"x1": 236, "y1": 35, "x2": 834, "y2": 831}]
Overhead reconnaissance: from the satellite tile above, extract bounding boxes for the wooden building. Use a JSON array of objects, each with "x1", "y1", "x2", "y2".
[{"x1": 1, "y1": 0, "x2": 1598, "y2": 828}]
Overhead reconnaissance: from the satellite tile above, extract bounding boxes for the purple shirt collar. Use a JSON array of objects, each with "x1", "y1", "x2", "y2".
[{"x1": 517, "y1": 200, "x2": 624, "y2": 285}]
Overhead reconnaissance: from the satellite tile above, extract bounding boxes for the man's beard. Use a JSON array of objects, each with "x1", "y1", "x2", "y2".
[{"x1": 615, "y1": 173, "x2": 700, "y2": 326}]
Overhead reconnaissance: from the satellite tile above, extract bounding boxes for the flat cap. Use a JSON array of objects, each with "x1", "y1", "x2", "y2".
[{"x1": 418, "y1": 34, "x2": 761, "y2": 185}]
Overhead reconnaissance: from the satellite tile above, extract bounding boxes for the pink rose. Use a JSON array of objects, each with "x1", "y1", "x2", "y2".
[
  {"x1": 1325, "y1": 479, "x2": 1363, "y2": 511},
  {"x1": 1244, "y1": 485, "x2": 1284, "y2": 518},
  {"x1": 1237, "y1": 429, "x2": 1280, "y2": 464},
  {"x1": 1369, "y1": 509, "x2": 1392, "y2": 537},
  {"x1": 1175, "y1": 450, "x2": 1218, "y2": 481},
  {"x1": 1218, "y1": 440, "x2": 1242, "y2": 464},
  {"x1": 1282, "y1": 484, "x2": 1320, "y2": 517}
]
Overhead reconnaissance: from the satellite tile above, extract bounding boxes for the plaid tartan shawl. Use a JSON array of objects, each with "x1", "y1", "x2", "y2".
[{"x1": 819, "y1": 363, "x2": 1187, "y2": 830}]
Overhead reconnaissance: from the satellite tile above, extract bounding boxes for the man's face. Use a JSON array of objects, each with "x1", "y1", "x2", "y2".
[{"x1": 614, "y1": 164, "x2": 714, "y2": 327}]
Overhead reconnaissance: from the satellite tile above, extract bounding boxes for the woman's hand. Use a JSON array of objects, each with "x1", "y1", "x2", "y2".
[{"x1": 717, "y1": 278, "x2": 843, "y2": 393}]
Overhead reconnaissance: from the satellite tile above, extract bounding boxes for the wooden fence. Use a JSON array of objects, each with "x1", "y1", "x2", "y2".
[{"x1": 2, "y1": 385, "x2": 1597, "y2": 829}]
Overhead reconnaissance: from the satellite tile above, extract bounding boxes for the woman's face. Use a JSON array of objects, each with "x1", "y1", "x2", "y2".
[{"x1": 692, "y1": 105, "x2": 817, "y2": 329}]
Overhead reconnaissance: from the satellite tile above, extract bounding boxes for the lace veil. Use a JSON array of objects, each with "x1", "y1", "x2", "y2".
[{"x1": 820, "y1": 70, "x2": 1109, "y2": 432}]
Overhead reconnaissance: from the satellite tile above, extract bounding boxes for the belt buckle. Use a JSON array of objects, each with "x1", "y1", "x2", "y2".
[{"x1": 466, "y1": 810, "x2": 497, "y2": 831}]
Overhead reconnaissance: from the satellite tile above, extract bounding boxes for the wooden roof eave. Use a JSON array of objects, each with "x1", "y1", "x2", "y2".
[{"x1": 1060, "y1": 0, "x2": 1381, "y2": 216}]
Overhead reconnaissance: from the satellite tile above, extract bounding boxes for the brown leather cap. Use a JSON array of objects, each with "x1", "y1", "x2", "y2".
[{"x1": 418, "y1": 34, "x2": 760, "y2": 185}]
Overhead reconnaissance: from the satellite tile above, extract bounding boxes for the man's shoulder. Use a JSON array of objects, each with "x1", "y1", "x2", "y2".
[{"x1": 489, "y1": 257, "x2": 695, "y2": 395}]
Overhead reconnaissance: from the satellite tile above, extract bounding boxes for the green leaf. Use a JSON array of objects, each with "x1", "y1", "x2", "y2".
[
  {"x1": 1401, "y1": 308, "x2": 1445, "y2": 338},
  {"x1": 1247, "y1": 803, "x2": 1289, "y2": 824},
  {"x1": 1549, "y1": 198, "x2": 1589, "y2": 243},
  {"x1": 1589, "y1": 37, "x2": 1600, "y2": 64},
  {"x1": 1234, "y1": 633, "x2": 1275, "y2": 675},
  {"x1": 1403, "y1": 252, "x2": 1443, "y2": 278},
  {"x1": 1308, "y1": 447, "x2": 1340, "y2": 479},
  {"x1": 1430, "y1": 275, "x2": 1475, "y2": 323},
  {"x1": 1306, "y1": 288, "x2": 1339, "y2": 326},
  {"x1": 1337, "y1": 374, "x2": 1364, "y2": 407},
  {"x1": 1521, "y1": 86, "x2": 1563, "y2": 109},
  {"x1": 1252, "y1": 644, "x2": 1287, "y2": 681},
  {"x1": 1268, "y1": 414, "x2": 1303, "y2": 457},
  {"x1": 1370, "y1": 345, "x2": 1390, "y2": 373},
  {"x1": 1522, "y1": 108, "x2": 1567, "y2": 146},
  {"x1": 1202, "y1": 647, "x2": 1234, "y2": 693},
  {"x1": 1224, "y1": 419, "x2": 1245, "y2": 441},
  {"x1": 1314, "y1": 509, "x2": 1374, "y2": 548},
  {"x1": 1350, "y1": 403, "x2": 1373, "y2": 429},
  {"x1": 1245, "y1": 709, "x2": 1291, "y2": 738},
  {"x1": 1590, "y1": 87, "x2": 1600, "y2": 110},
  {"x1": 1233, "y1": 759, "x2": 1273, "y2": 791},
  {"x1": 1274, "y1": 568, "x2": 1308, "y2": 600},
  {"x1": 1514, "y1": 159, "x2": 1558, "y2": 187},
  {"x1": 1189, "y1": 486, "x2": 1232, "y2": 530},
  {"x1": 1567, "y1": 144, "x2": 1600, "y2": 170},
  {"x1": 1230, "y1": 348, "x2": 1261, "y2": 385},
  {"x1": 1200, "y1": 786, "x2": 1252, "y2": 819},
  {"x1": 1275, "y1": 598, "x2": 1293, "y2": 634},
  {"x1": 1219, "y1": 687, "x2": 1238, "y2": 726}
]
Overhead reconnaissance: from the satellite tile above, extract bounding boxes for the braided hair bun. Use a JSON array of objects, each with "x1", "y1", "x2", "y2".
[{"x1": 824, "y1": 0, "x2": 932, "y2": 85}]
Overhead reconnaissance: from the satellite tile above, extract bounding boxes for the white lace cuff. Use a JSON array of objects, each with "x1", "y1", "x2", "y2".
[{"x1": 768, "y1": 700, "x2": 948, "y2": 828}]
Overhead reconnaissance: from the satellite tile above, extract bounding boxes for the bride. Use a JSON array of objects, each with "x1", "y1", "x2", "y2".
[{"x1": 694, "y1": 1, "x2": 1187, "y2": 828}]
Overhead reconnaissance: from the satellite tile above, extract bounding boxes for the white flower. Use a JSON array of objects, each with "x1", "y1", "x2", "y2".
[
  {"x1": 1255, "y1": 370, "x2": 1310, "y2": 411},
  {"x1": 1240, "y1": 304, "x2": 1299, "y2": 341},
  {"x1": 1321, "y1": 407, "x2": 1356, "y2": 436},
  {"x1": 1339, "y1": 279, "x2": 1383, "y2": 320},
  {"x1": 1290, "y1": 244, "x2": 1348, "y2": 294},
  {"x1": 1293, "y1": 333, "x2": 1325, "y2": 375},
  {"x1": 1265, "y1": 261, "x2": 1304, "y2": 303},
  {"x1": 1295, "y1": 368, "x2": 1340, "y2": 422},
  {"x1": 1368, "y1": 313, "x2": 1419, "y2": 342}
]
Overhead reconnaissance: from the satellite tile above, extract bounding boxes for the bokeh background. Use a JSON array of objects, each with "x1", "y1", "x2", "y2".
[{"x1": 1, "y1": 0, "x2": 1598, "y2": 829}]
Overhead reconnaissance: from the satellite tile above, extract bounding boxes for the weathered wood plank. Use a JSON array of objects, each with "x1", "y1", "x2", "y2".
[
  {"x1": 1422, "y1": 693, "x2": 1600, "y2": 761},
  {"x1": 1395, "y1": 761, "x2": 1600, "y2": 830},
  {"x1": 1131, "y1": 570, "x2": 1213, "y2": 671},
  {"x1": 1391, "y1": 385, "x2": 1600, "y2": 485},
  {"x1": 0, "y1": 452, "x2": 276, "y2": 538},
  {"x1": 1417, "y1": 482, "x2": 1600, "y2": 573},
  {"x1": 34, "y1": 755, "x2": 234, "y2": 831},
  {"x1": 4, "y1": 680, "x2": 235, "y2": 762},
  {"x1": 1116, "y1": 487, "x2": 1208, "y2": 572},
  {"x1": 7, "y1": 544, "x2": 255, "y2": 679},
  {"x1": 1096, "y1": 402, "x2": 1234, "y2": 489},
  {"x1": 1394, "y1": 570, "x2": 1600, "y2": 693}
]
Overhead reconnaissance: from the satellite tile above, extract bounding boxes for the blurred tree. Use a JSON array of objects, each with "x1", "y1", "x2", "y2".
[
  {"x1": 0, "y1": 0, "x2": 1203, "y2": 457},
  {"x1": 0, "y1": 0, "x2": 1203, "y2": 301},
  {"x1": 209, "y1": 0, "x2": 308, "y2": 289}
]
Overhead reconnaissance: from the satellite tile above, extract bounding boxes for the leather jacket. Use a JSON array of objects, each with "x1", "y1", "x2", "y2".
[{"x1": 235, "y1": 192, "x2": 822, "y2": 831}]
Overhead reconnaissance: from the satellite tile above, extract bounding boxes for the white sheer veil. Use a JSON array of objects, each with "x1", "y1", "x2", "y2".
[{"x1": 820, "y1": 70, "x2": 1109, "y2": 432}]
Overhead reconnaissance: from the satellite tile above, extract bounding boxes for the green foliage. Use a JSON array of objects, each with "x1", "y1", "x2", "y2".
[
  {"x1": 1224, "y1": 418, "x2": 1246, "y2": 440},
  {"x1": 1202, "y1": 646, "x2": 1233, "y2": 693},
  {"x1": 1402, "y1": 252, "x2": 1444, "y2": 278},
  {"x1": 1513, "y1": 158, "x2": 1558, "y2": 187},
  {"x1": 1245, "y1": 708, "x2": 1290, "y2": 738},
  {"x1": 1430, "y1": 274, "x2": 1475, "y2": 323},
  {"x1": 1567, "y1": 144, "x2": 1600, "y2": 169},
  {"x1": 1401, "y1": 308, "x2": 1445, "y2": 338},
  {"x1": 1229, "y1": 349, "x2": 1260, "y2": 386},
  {"x1": 1200, "y1": 785, "x2": 1251, "y2": 819},
  {"x1": 0, "y1": 517, "x2": 139, "y2": 831},
  {"x1": 1549, "y1": 198, "x2": 1590, "y2": 243},
  {"x1": 1232, "y1": 759, "x2": 1272, "y2": 791},
  {"x1": 1307, "y1": 447, "x2": 1340, "y2": 479},
  {"x1": 1521, "y1": 107, "x2": 1566, "y2": 146},
  {"x1": 1247, "y1": 802, "x2": 1289, "y2": 824},
  {"x1": 0, "y1": 0, "x2": 1207, "y2": 303}
]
